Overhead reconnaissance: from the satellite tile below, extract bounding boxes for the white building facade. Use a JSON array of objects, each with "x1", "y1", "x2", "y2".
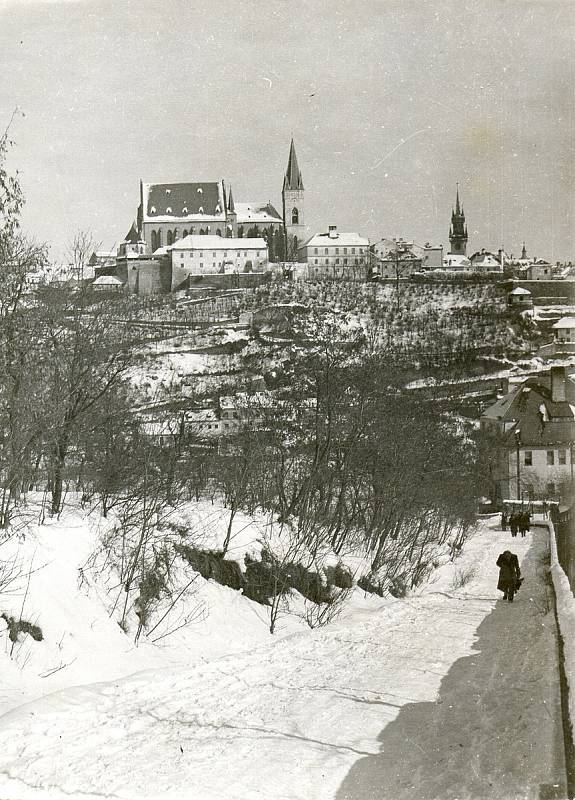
[{"x1": 300, "y1": 226, "x2": 369, "y2": 281}]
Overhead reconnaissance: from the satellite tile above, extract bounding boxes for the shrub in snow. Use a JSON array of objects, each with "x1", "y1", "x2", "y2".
[
  {"x1": 324, "y1": 563, "x2": 353, "y2": 589},
  {"x1": 175, "y1": 545, "x2": 244, "y2": 591},
  {"x1": 1, "y1": 613, "x2": 43, "y2": 643}
]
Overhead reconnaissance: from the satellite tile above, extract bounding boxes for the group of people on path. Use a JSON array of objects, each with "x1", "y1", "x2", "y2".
[{"x1": 501, "y1": 508, "x2": 531, "y2": 538}]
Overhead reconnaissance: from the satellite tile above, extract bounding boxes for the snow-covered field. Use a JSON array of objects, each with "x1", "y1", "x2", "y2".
[{"x1": 0, "y1": 510, "x2": 557, "y2": 800}]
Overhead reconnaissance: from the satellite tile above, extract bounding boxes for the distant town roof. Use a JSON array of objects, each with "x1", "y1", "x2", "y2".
[
  {"x1": 303, "y1": 231, "x2": 369, "y2": 248},
  {"x1": 553, "y1": 317, "x2": 575, "y2": 329},
  {"x1": 234, "y1": 202, "x2": 283, "y2": 225},
  {"x1": 509, "y1": 287, "x2": 532, "y2": 295},
  {"x1": 170, "y1": 235, "x2": 268, "y2": 251},
  {"x1": 92, "y1": 275, "x2": 123, "y2": 286}
]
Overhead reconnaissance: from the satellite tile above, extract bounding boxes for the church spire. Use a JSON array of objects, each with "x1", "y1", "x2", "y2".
[
  {"x1": 449, "y1": 184, "x2": 468, "y2": 256},
  {"x1": 521, "y1": 241, "x2": 527, "y2": 260},
  {"x1": 283, "y1": 139, "x2": 304, "y2": 191},
  {"x1": 227, "y1": 185, "x2": 235, "y2": 213}
]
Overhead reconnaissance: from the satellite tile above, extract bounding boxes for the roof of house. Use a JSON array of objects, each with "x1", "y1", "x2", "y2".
[
  {"x1": 141, "y1": 181, "x2": 226, "y2": 223},
  {"x1": 481, "y1": 374, "x2": 575, "y2": 446},
  {"x1": 170, "y1": 235, "x2": 268, "y2": 251},
  {"x1": 509, "y1": 287, "x2": 532, "y2": 295},
  {"x1": 302, "y1": 231, "x2": 369, "y2": 248},
  {"x1": 234, "y1": 202, "x2": 283, "y2": 225},
  {"x1": 92, "y1": 275, "x2": 123, "y2": 286},
  {"x1": 443, "y1": 254, "x2": 471, "y2": 267},
  {"x1": 553, "y1": 317, "x2": 575, "y2": 329}
]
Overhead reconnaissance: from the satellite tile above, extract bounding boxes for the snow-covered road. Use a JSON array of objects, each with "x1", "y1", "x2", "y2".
[{"x1": 0, "y1": 521, "x2": 566, "y2": 800}]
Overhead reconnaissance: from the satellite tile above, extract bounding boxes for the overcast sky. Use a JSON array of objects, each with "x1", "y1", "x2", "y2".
[{"x1": 1, "y1": 0, "x2": 574, "y2": 261}]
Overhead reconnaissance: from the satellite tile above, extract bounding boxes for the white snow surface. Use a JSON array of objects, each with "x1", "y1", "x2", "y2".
[{"x1": 0, "y1": 512, "x2": 539, "y2": 799}]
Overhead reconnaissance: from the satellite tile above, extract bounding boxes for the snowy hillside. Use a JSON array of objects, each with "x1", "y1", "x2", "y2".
[{"x1": 0, "y1": 515, "x2": 562, "y2": 800}]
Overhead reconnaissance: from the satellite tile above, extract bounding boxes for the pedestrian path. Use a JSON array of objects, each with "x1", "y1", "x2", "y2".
[{"x1": 337, "y1": 524, "x2": 567, "y2": 800}]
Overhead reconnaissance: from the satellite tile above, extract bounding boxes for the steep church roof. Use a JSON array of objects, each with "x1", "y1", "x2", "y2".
[
  {"x1": 141, "y1": 181, "x2": 226, "y2": 222},
  {"x1": 283, "y1": 139, "x2": 304, "y2": 191},
  {"x1": 124, "y1": 221, "x2": 141, "y2": 244}
]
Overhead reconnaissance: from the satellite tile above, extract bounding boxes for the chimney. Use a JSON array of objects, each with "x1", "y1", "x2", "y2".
[
  {"x1": 328, "y1": 225, "x2": 338, "y2": 239},
  {"x1": 551, "y1": 366, "x2": 567, "y2": 403}
]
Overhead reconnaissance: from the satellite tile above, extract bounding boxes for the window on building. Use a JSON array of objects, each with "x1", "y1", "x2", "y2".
[
  {"x1": 180, "y1": 253, "x2": 184, "y2": 259},
  {"x1": 314, "y1": 248, "x2": 318, "y2": 255},
  {"x1": 335, "y1": 258, "x2": 340, "y2": 265},
  {"x1": 344, "y1": 258, "x2": 348, "y2": 265},
  {"x1": 325, "y1": 248, "x2": 329, "y2": 255},
  {"x1": 167, "y1": 231, "x2": 173, "y2": 246},
  {"x1": 200, "y1": 252, "x2": 203, "y2": 257},
  {"x1": 344, "y1": 247, "x2": 348, "y2": 254},
  {"x1": 524, "y1": 451, "x2": 532, "y2": 466},
  {"x1": 200, "y1": 263, "x2": 204, "y2": 269},
  {"x1": 547, "y1": 450, "x2": 555, "y2": 465},
  {"x1": 213, "y1": 252, "x2": 216, "y2": 257},
  {"x1": 183, "y1": 230, "x2": 188, "y2": 238},
  {"x1": 559, "y1": 449, "x2": 567, "y2": 465},
  {"x1": 335, "y1": 248, "x2": 339, "y2": 254},
  {"x1": 314, "y1": 259, "x2": 318, "y2": 264},
  {"x1": 292, "y1": 207, "x2": 299, "y2": 224},
  {"x1": 352, "y1": 248, "x2": 356, "y2": 254}
]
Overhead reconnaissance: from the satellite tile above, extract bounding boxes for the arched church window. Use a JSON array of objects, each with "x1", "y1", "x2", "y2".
[
  {"x1": 292, "y1": 208, "x2": 299, "y2": 225},
  {"x1": 151, "y1": 231, "x2": 158, "y2": 251},
  {"x1": 216, "y1": 229, "x2": 222, "y2": 237},
  {"x1": 183, "y1": 230, "x2": 188, "y2": 238},
  {"x1": 173, "y1": 229, "x2": 178, "y2": 242},
  {"x1": 167, "y1": 231, "x2": 173, "y2": 246},
  {"x1": 238, "y1": 226, "x2": 244, "y2": 238}
]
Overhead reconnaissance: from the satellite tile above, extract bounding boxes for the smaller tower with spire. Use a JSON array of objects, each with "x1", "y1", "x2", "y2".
[
  {"x1": 282, "y1": 139, "x2": 305, "y2": 260},
  {"x1": 449, "y1": 185, "x2": 468, "y2": 256}
]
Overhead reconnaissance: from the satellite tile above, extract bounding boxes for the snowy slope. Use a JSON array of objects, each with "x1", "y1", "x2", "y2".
[{"x1": 0, "y1": 516, "x2": 543, "y2": 800}]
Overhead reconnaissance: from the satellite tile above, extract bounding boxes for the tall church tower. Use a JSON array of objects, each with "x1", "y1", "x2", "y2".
[
  {"x1": 282, "y1": 139, "x2": 305, "y2": 260},
  {"x1": 449, "y1": 185, "x2": 468, "y2": 255}
]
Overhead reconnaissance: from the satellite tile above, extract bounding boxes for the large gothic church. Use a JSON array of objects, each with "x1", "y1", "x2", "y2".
[{"x1": 131, "y1": 139, "x2": 306, "y2": 262}]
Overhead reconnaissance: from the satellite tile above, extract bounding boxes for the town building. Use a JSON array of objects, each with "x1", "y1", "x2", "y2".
[
  {"x1": 168, "y1": 235, "x2": 268, "y2": 290},
  {"x1": 480, "y1": 366, "x2": 575, "y2": 501},
  {"x1": 469, "y1": 250, "x2": 504, "y2": 272},
  {"x1": 448, "y1": 186, "x2": 468, "y2": 256},
  {"x1": 421, "y1": 244, "x2": 444, "y2": 269},
  {"x1": 507, "y1": 286, "x2": 533, "y2": 309},
  {"x1": 524, "y1": 259, "x2": 554, "y2": 280},
  {"x1": 300, "y1": 226, "x2": 370, "y2": 281},
  {"x1": 372, "y1": 239, "x2": 422, "y2": 279}
]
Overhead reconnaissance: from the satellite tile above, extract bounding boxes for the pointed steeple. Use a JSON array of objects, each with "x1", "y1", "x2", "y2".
[
  {"x1": 449, "y1": 184, "x2": 468, "y2": 256},
  {"x1": 283, "y1": 139, "x2": 304, "y2": 191},
  {"x1": 455, "y1": 183, "x2": 461, "y2": 216},
  {"x1": 521, "y1": 241, "x2": 527, "y2": 260},
  {"x1": 227, "y1": 185, "x2": 235, "y2": 213}
]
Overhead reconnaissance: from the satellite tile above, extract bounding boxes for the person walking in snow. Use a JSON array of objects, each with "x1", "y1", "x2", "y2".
[
  {"x1": 497, "y1": 550, "x2": 521, "y2": 602},
  {"x1": 501, "y1": 510, "x2": 508, "y2": 531},
  {"x1": 509, "y1": 513, "x2": 518, "y2": 538}
]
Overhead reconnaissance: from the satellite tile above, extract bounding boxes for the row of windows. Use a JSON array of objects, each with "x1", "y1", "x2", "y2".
[
  {"x1": 523, "y1": 449, "x2": 569, "y2": 466},
  {"x1": 313, "y1": 258, "x2": 365, "y2": 266},
  {"x1": 178, "y1": 251, "x2": 262, "y2": 259},
  {"x1": 314, "y1": 247, "x2": 365, "y2": 255}
]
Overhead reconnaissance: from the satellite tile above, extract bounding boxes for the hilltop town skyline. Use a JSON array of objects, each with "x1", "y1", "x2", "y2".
[{"x1": 0, "y1": 0, "x2": 573, "y2": 262}]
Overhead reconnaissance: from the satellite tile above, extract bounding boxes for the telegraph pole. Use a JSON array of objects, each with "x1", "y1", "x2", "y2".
[{"x1": 514, "y1": 429, "x2": 521, "y2": 500}]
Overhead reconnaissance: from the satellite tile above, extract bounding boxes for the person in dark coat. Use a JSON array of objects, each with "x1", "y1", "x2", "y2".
[
  {"x1": 497, "y1": 550, "x2": 521, "y2": 602},
  {"x1": 501, "y1": 510, "x2": 508, "y2": 531},
  {"x1": 509, "y1": 513, "x2": 518, "y2": 538}
]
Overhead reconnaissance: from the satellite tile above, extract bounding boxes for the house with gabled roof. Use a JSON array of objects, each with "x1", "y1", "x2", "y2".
[{"x1": 480, "y1": 366, "x2": 575, "y2": 501}]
